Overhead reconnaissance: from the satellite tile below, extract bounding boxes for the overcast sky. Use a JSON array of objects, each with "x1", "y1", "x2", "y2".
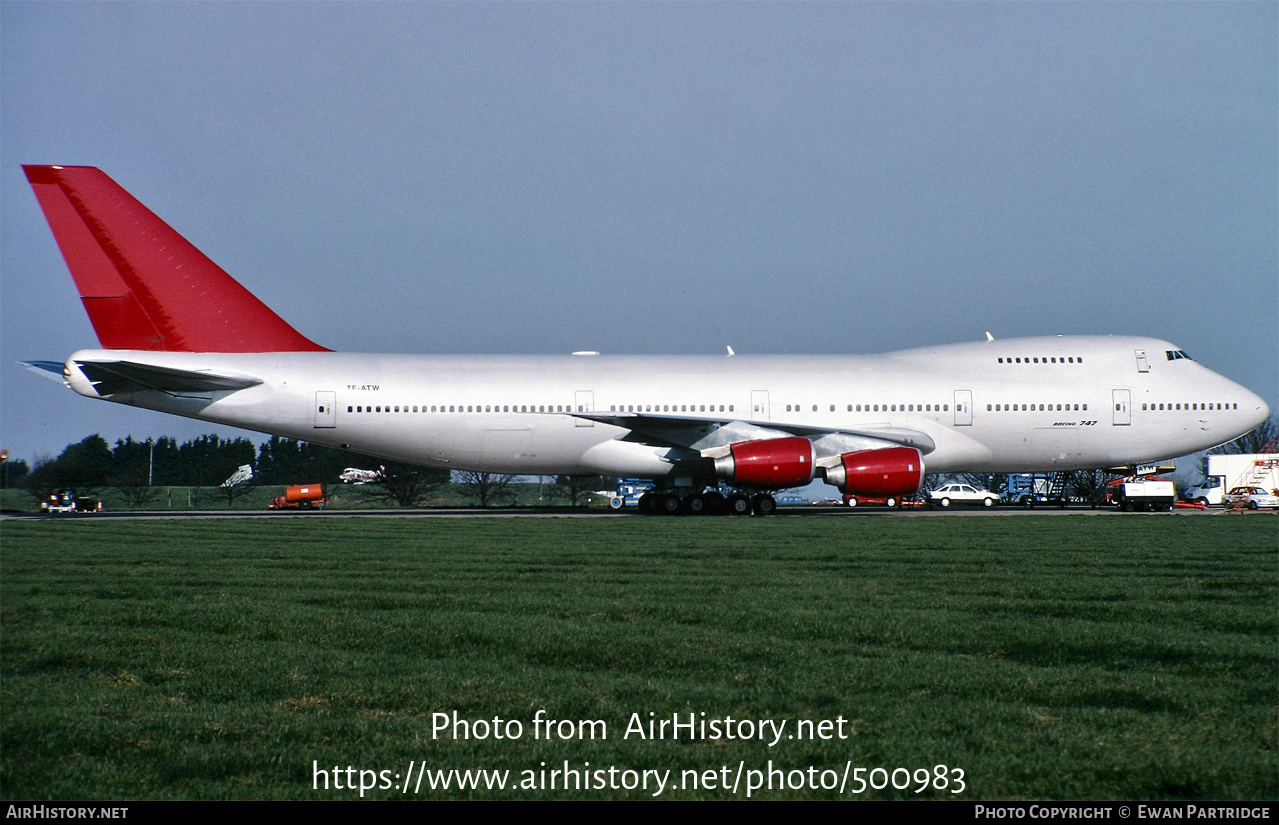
[{"x1": 2, "y1": 2, "x2": 1275, "y2": 469}]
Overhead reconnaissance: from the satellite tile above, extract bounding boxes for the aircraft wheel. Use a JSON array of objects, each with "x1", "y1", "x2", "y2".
[
  {"x1": 702, "y1": 492, "x2": 727, "y2": 515},
  {"x1": 638, "y1": 493, "x2": 657, "y2": 515},
  {"x1": 682, "y1": 494, "x2": 707, "y2": 515},
  {"x1": 752, "y1": 494, "x2": 777, "y2": 516},
  {"x1": 659, "y1": 493, "x2": 682, "y2": 515},
  {"x1": 727, "y1": 494, "x2": 752, "y2": 516}
]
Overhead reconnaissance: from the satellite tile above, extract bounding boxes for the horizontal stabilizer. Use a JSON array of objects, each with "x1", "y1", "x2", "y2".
[
  {"x1": 72, "y1": 359, "x2": 262, "y2": 395},
  {"x1": 20, "y1": 360, "x2": 68, "y2": 383}
]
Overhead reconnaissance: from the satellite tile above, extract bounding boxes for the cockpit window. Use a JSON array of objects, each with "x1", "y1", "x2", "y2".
[{"x1": 1165, "y1": 350, "x2": 1194, "y2": 361}]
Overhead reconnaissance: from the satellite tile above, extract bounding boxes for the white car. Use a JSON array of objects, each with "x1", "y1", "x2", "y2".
[
  {"x1": 1225, "y1": 487, "x2": 1279, "y2": 510},
  {"x1": 928, "y1": 483, "x2": 1001, "y2": 508}
]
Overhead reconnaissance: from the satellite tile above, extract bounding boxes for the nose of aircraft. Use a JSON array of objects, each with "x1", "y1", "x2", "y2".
[{"x1": 1239, "y1": 385, "x2": 1271, "y2": 432}]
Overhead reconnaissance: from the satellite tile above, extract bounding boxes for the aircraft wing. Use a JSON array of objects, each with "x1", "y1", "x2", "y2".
[
  {"x1": 68, "y1": 359, "x2": 263, "y2": 396},
  {"x1": 572, "y1": 411, "x2": 936, "y2": 455}
]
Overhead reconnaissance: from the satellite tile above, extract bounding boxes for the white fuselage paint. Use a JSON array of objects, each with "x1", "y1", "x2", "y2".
[{"x1": 64, "y1": 335, "x2": 1270, "y2": 480}]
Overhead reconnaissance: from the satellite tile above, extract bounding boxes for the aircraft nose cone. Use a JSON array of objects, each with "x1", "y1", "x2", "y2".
[{"x1": 1241, "y1": 388, "x2": 1271, "y2": 431}]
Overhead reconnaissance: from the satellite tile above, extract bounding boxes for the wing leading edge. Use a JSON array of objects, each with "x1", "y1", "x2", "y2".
[{"x1": 571, "y1": 410, "x2": 936, "y2": 456}]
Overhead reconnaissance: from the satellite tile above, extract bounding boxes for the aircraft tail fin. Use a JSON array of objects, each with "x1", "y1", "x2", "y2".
[{"x1": 23, "y1": 165, "x2": 328, "y2": 353}]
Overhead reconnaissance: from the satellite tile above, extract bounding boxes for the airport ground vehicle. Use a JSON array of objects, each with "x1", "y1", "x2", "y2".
[
  {"x1": 268, "y1": 484, "x2": 326, "y2": 509},
  {"x1": 1109, "y1": 477, "x2": 1176, "y2": 511},
  {"x1": 1182, "y1": 454, "x2": 1279, "y2": 506},
  {"x1": 608, "y1": 478, "x2": 652, "y2": 509},
  {"x1": 927, "y1": 483, "x2": 1000, "y2": 508},
  {"x1": 39, "y1": 489, "x2": 102, "y2": 514}
]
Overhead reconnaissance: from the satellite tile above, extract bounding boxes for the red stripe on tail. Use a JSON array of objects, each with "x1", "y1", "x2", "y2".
[{"x1": 24, "y1": 165, "x2": 328, "y2": 353}]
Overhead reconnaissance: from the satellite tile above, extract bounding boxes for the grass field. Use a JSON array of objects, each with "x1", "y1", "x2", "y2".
[{"x1": 1, "y1": 516, "x2": 1275, "y2": 800}]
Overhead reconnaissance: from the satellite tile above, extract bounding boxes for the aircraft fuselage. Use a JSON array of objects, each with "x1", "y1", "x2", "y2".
[{"x1": 63, "y1": 334, "x2": 1269, "y2": 481}]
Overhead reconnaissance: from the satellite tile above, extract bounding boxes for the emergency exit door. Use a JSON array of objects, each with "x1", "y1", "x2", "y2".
[
  {"x1": 1112, "y1": 389, "x2": 1131, "y2": 425},
  {"x1": 315, "y1": 391, "x2": 336, "y2": 428},
  {"x1": 954, "y1": 390, "x2": 973, "y2": 426}
]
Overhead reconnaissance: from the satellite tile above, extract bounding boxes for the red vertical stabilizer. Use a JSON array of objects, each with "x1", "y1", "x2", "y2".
[{"x1": 24, "y1": 165, "x2": 328, "y2": 352}]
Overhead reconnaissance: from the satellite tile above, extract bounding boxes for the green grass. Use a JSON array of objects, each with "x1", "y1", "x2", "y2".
[{"x1": 1, "y1": 517, "x2": 1274, "y2": 800}]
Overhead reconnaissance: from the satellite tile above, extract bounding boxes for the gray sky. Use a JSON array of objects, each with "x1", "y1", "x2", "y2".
[{"x1": 2, "y1": 2, "x2": 1275, "y2": 468}]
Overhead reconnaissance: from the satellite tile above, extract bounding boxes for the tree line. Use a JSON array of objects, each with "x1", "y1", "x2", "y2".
[{"x1": 0, "y1": 433, "x2": 605, "y2": 508}]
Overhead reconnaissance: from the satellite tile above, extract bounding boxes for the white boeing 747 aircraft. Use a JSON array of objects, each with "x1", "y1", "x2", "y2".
[{"x1": 22, "y1": 166, "x2": 1270, "y2": 514}]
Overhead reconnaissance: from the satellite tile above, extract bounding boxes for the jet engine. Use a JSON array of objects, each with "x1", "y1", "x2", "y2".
[
  {"x1": 713, "y1": 436, "x2": 816, "y2": 488},
  {"x1": 822, "y1": 446, "x2": 924, "y2": 497}
]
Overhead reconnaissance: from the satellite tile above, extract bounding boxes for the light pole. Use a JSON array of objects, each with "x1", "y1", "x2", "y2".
[{"x1": 148, "y1": 438, "x2": 154, "y2": 487}]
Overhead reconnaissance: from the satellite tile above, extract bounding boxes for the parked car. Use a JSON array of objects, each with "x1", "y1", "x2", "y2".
[
  {"x1": 928, "y1": 483, "x2": 1000, "y2": 508},
  {"x1": 1225, "y1": 486, "x2": 1279, "y2": 510}
]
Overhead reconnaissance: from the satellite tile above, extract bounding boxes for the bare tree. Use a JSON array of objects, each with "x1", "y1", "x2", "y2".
[
  {"x1": 115, "y1": 482, "x2": 163, "y2": 508},
  {"x1": 366, "y1": 461, "x2": 450, "y2": 508},
  {"x1": 549, "y1": 475, "x2": 606, "y2": 507},
  {"x1": 456, "y1": 471, "x2": 517, "y2": 507},
  {"x1": 1065, "y1": 469, "x2": 1110, "y2": 504}
]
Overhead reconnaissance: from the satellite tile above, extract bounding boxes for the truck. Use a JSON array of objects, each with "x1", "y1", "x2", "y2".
[
  {"x1": 40, "y1": 489, "x2": 102, "y2": 514},
  {"x1": 1109, "y1": 477, "x2": 1176, "y2": 511},
  {"x1": 607, "y1": 478, "x2": 653, "y2": 509},
  {"x1": 1181, "y1": 454, "x2": 1279, "y2": 507},
  {"x1": 268, "y1": 484, "x2": 326, "y2": 509}
]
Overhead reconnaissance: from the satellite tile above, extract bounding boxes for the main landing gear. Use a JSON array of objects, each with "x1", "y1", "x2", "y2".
[{"x1": 637, "y1": 491, "x2": 778, "y2": 516}]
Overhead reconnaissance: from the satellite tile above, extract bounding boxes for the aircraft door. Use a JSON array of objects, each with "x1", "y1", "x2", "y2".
[
  {"x1": 953, "y1": 390, "x2": 973, "y2": 426},
  {"x1": 575, "y1": 390, "x2": 594, "y2": 427},
  {"x1": 751, "y1": 390, "x2": 770, "y2": 422},
  {"x1": 1112, "y1": 389, "x2": 1131, "y2": 425},
  {"x1": 315, "y1": 391, "x2": 336, "y2": 428},
  {"x1": 1135, "y1": 350, "x2": 1150, "y2": 373}
]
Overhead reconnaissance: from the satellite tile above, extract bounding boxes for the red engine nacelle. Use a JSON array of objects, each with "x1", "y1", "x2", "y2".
[
  {"x1": 822, "y1": 446, "x2": 924, "y2": 497},
  {"x1": 713, "y1": 437, "x2": 816, "y2": 488}
]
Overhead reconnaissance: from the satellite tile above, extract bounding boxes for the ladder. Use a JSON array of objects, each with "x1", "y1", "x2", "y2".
[
  {"x1": 1048, "y1": 472, "x2": 1069, "y2": 508},
  {"x1": 1227, "y1": 441, "x2": 1279, "y2": 512}
]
